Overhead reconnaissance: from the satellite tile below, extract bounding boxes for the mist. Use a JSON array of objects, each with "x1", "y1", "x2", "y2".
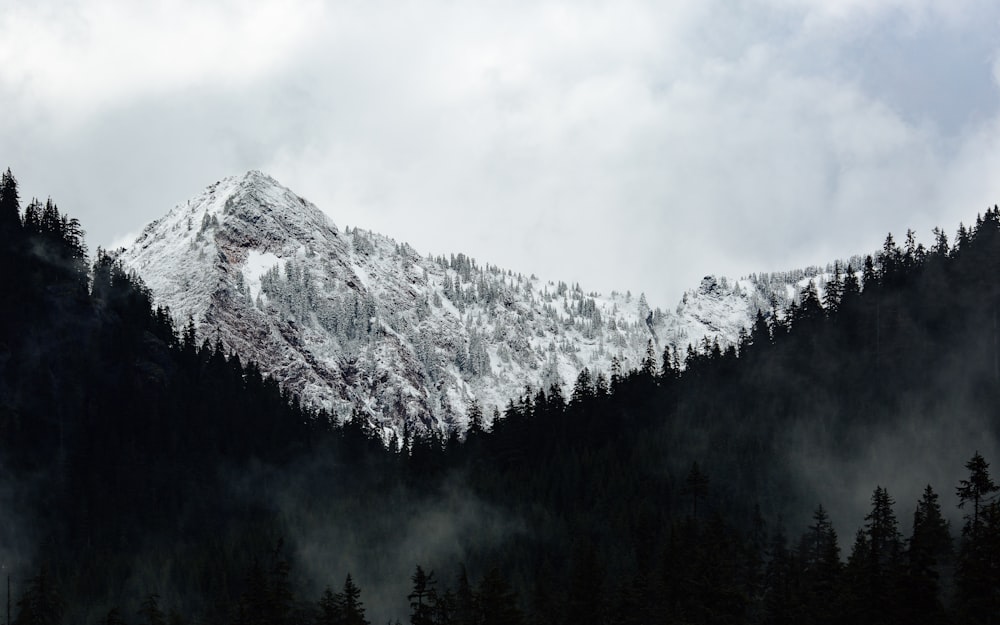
[{"x1": 223, "y1": 451, "x2": 525, "y2": 623}]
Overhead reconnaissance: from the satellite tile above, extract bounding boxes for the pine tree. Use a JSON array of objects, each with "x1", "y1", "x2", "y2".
[
  {"x1": 903, "y1": 228, "x2": 923, "y2": 267},
  {"x1": 0, "y1": 168, "x2": 23, "y2": 309},
  {"x1": 842, "y1": 264, "x2": 860, "y2": 298},
  {"x1": 546, "y1": 382, "x2": 565, "y2": 413},
  {"x1": 338, "y1": 575, "x2": 369, "y2": 625},
  {"x1": 570, "y1": 368, "x2": 594, "y2": 407},
  {"x1": 861, "y1": 255, "x2": 877, "y2": 291},
  {"x1": 593, "y1": 372, "x2": 609, "y2": 397},
  {"x1": 408, "y1": 566, "x2": 437, "y2": 625},
  {"x1": 957, "y1": 451, "x2": 999, "y2": 535},
  {"x1": 904, "y1": 485, "x2": 952, "y2": 625},
  {"x1": 317, "y1": 587, "x2": 341, "y2": 625},
  {"x1": 467, "y1": 399, "x2": 484, "y2": 438},
  {"x1": 878, "y1": 233, "x2": 902, "y2": 284},
  {"x1": 863, "y1": 486, "x2": 904, "y2": 623},
  {"x1": 955, "y1": 223, "x2": 970, "y2": 255},
  {"x1": 748, "y1": 310, "x2": 771, "y2": 350},
  {"x1": 867, "y1": 486, "x2": 902, "y2": 556},
  {"x1": 609, "y1": 356, "x2": 623, "y2": 390},
  {"x1": 931, "y1": 227, "x2": 949, "y2": 257},
  {"x1": 823, "y1": 262, "x2": 843, "y2": 313},
  {"x1": 955, "y1": 452, "x2": 1000, "y2": 624},
  {"x1": 0, "y1": 167, "x2": 20, "y2": 238},
  {"x1": 801, "y1": 504, "x2": 841, "y2": 610},
  {"x1": 795, "y1": 280, "x2": 823, "y2": 325}
]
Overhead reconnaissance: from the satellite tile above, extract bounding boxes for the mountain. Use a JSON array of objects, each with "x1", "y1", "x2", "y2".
[{"x1": 119, "y1": 171, "x2": 850, "y2": 436}]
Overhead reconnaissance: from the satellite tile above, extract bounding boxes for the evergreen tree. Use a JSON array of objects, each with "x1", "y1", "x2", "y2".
[
  {"x1": 467, "y1": 399, "x2": 485, "y2": 438},
  {"x1": 955, "y1": 222, "x2": 970, "y2": 255},
  {"x1": 338, "y1": 575, "x2": 368, "y2": 625},
  {"x1": 931, "y1": 227, "x2": 949, "y2": 257},
  {"x1": 0, "y1": 167, "x2": 22, "y2": 319},
  {"x1": 878, "y1": 233, "x2": 902, "y2": 284},
  {"x1": 955, "y1": 452, "x2": 1000, "y2": 624},
  {"x1": 748, "y1": 310, "x2": 771, "y2": 350},
  {"x1": 800, "y1": 503, "x2": 841, "y2": 623},
  {"x1": 0, "y1": 167, "x2": 20, "y2": 238},
  {"x1": 957, "y1": 451, "x2": 999, "y2": 535},
  {"x1": 795, "y1": 280, "x2": 823, "y2": 325},
  {"x1": 904, "y1": 485, "x2": 952, "y2": 625},
  {"x1": 866, "y1": 486, "x2": 902, "y2": 564},
  {"x1": 863, "y1": 486, "x2": 904, "y2": 623},
  {"x1": 409, "y1": 566, "x2": 437, "y2": 625},
  {"x1": 546, "y1": 382, "x2": 565, "y2": 413},
  {"x1": 841, "y1": 264, "x2": 860, "y2": 299},
  {"x1": 609, "y1": 356, "x2": 623, "y2": 390},
  {"x1": 593, "y1": 372, "x2": 609, "y2": 397},
  {"x1": 823, "y1": 262, "x2": 843, "y2": 313},
  {"x1": 570, "y1": 368, "x2": 594, "y2": 407},
  {"x1": 317, "y1": 587, "x2": 341, "y2": 625},
  {"x1": 861, "y1": 255, "x2": 877, "y2": 290}
]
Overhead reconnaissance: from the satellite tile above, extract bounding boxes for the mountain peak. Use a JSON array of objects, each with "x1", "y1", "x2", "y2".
[
  {"x1": 240, "y1": 168, "x2": 271, "y2": 181},
  {"x1": 141, "y1": 171, "x2": 337, "y2": 250},
  {"x1": 228, "y1": 169, "x2": 287, "y2": 193},
  {"x1": 121, "y1": 173, "x2": 838, "y2": 438},
  {"x1": 121, "y1": 171, "x2": 343, "y2": 337}
]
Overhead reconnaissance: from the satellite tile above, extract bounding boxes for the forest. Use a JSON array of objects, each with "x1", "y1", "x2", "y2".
[{"x1": 1, "y1": 166, "x2": 999, "y2": 625}]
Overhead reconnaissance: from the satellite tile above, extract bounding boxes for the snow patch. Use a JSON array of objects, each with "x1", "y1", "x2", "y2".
[{"x1": 244, "y1": 250, "x2": 282, "y2": 301}]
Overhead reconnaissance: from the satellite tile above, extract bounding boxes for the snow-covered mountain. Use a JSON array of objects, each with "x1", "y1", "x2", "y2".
[{"x1": 120, "y1": 171, "x2": 851, "y2": 437}]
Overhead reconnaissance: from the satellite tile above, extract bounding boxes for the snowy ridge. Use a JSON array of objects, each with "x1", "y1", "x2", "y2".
[{"x1": 121, "y1": 171, "x2": 847, "y2": 437}]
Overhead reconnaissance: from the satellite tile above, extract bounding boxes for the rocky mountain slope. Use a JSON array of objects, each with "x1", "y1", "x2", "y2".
[{"x1": 120, "y1": 171, "x2": 853, "y2": 437}]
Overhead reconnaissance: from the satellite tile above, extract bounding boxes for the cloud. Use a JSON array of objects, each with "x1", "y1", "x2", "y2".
[
  {"x1": 0, "y1": 0, "x2": 322, "y2": 126},
  {"x1": 2, "y1": 0, "x2": 1000, "y2": 309}
]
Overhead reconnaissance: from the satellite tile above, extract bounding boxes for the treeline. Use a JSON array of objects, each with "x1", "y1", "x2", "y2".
[{"x1": 2, "y1": 167, "x2": 1000, "y2": 624}]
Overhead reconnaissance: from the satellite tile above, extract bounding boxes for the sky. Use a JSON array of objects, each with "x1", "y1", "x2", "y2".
[{"x1": 3, "y1": 0, "x2": 1000, "y2": 308}]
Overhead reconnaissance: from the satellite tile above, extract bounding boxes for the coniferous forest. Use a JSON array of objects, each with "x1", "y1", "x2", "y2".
[{"x1": 1, "y1": 167, "x2": 1000, "y2": 625}]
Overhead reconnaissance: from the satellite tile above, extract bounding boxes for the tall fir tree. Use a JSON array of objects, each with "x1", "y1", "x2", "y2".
[
  {"x1": 903, "y1": 485, "x2": 952, "y2": 625},
  {"x1": 955, "y1": 452, "x2": 1000, "y2": 624},
  {"x1": 337, "y1": 575, "x2": 369, "y2": 625},
  {"x1": 408, "y1": 566, "x2": 436, "y2": 625}
]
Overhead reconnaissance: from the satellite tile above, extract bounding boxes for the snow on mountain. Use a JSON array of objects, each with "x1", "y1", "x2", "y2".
[{"x1": 119, "y1": 171, "x2": 852, "y2": 437}]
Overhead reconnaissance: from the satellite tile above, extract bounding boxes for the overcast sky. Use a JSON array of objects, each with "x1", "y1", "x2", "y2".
[{"x1": 3, "y1": 0, "x2": 1000, "y2": 307}]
